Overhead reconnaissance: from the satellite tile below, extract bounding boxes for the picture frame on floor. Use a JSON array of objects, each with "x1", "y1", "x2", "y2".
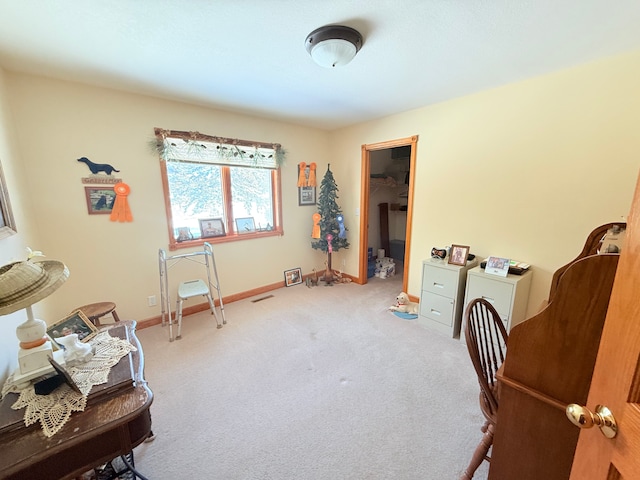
[{"x1": 284, "y1": 267, "x2": 302, "y2": 287}]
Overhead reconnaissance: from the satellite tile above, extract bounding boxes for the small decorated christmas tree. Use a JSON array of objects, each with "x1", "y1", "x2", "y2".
[{"x1": 312, "y1": 164, "x2": 349, "y2": 284}]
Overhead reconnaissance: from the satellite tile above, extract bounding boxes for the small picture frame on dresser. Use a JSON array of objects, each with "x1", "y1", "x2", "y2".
[
  {"x1": 485, "y1": 256, "x2": 510, "y2": 277},
  {"x1": 448, "y1": 244, "x2": 470, "y2": 266}
]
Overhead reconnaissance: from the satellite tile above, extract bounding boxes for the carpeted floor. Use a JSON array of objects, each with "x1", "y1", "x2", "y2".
[{"x1": 133, "y1": 272, "x2": 489, "y2": 479}]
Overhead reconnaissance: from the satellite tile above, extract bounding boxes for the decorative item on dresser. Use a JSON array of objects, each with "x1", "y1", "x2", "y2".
[
  {"x1": 0, "y1": 255, "x2": 69, "y2": 386},
  {"x1": 0, "y1": 321, "x2": 153, "y2": 480},
  {"x1": 419, "y1": 257, "x2": 478, "y2": 338},
  {"x1": 461, "y1": 264, "x2": 532, "y2": 342}
]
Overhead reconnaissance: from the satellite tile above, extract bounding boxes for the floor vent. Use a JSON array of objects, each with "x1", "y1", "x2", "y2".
[{"x1": 251, "y1": 295, "x2": 274, "y2": 303}]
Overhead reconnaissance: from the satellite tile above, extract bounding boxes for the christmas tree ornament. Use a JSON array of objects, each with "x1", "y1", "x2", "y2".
[
  {"x1": 312, "y1": 213, "x2": 321, "y2": 238},
  {"x1": 337, "y1": 214, "x2": 346, "y2": 238},
  {"x1": 109, "y1": 182, "x2": 133, "y2": 222},
  {"x1": 327, "y1": 233, "x2": 333, "y2": 253}
]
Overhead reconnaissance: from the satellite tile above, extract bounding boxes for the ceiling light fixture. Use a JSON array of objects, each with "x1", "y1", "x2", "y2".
[{"x1": 305, "y1": 25, "x2": 363, "y2": 68}]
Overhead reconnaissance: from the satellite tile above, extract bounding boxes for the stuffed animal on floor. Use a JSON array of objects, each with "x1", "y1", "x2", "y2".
[{"x1": 389, "y1": 292, "x2": 419, "y2": 314}]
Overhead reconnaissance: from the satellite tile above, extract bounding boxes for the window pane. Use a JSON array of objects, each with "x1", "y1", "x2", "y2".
[
  {"x1": 167, "y1": 161, "x2": 223, "y2": 238},
  {"x1": 230, "y1": 166, "x2": 273, "y2": 232}
]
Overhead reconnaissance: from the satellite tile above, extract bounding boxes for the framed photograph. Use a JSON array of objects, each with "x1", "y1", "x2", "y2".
[
  {"x1": 84, "y1": 186, "x2": 116, "y2": 215},
  {"x1": 47, "y1": 310, "x2": 99, "y2": 346},
  {"x1": 175, "y1": 226, "x2": 194, "y2": 242},
  {"x1": 298, "y1": 163, "x2": 316, "y2": 206},
  {"x1": 298, "y1": 186, "x2": 316, "y2": 206},
  {"x1": 235, "y1": 217, "x2": 256, "y2": 234},
  {"x1": 284, "y1": 267, "x2": 303, "y2": 287},
  {"x1": 0, "y1": 158, "x2": 17, "y2": 239},
  {"x1": 199, "y1": 217, "x2": 226, "y2": 238},
  {"x1": 485, "y1": 256, "x2": 510, "y2": 277},
  {"x1": 448, "y1": 244, "x2": 470, "y2": 266}
]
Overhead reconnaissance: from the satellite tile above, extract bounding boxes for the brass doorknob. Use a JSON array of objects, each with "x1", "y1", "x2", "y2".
[{"x1": 566, "y1": 403, "x2": 618, "y2": 439}]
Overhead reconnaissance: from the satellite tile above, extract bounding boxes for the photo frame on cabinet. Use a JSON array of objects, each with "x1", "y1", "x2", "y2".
[
  {"x1": 448, "y1": 244, "x2": 470, "y2": 266},
  {"x1": 485, "y1": 256, "x2": 510, "y2": 277}
]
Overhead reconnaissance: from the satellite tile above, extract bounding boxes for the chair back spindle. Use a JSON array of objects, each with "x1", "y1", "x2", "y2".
[{"x1": 460, "y1": 298, "x2": 509, "y2": 479}]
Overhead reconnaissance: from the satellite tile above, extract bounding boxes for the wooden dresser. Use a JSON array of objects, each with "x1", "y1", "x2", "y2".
[{"x1": 488, "y1": 224, "x2": 624, "y2": 480}]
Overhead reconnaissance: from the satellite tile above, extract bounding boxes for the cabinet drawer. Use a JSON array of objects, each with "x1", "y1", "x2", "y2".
[
  {"x1": 466, "y1": 277, "x2": 514, "y2": 318},
  {"x1": 422, "y1": 265, "x2": 458, "y2": 298},
  {"x1": 420, "y1": 292, "x2": 455, "y2": 327}
]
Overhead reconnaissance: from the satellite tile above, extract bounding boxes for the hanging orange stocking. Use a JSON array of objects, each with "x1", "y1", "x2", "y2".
[
  {"x1": 110, "y1": 182, "x2": 133, "y2": 222},
  {"x1": 297, "y1": 162, "x2": 307, "y2": 187},
  {"x1": 308, "y1": 162, "x2": 317, "y2": 187}
]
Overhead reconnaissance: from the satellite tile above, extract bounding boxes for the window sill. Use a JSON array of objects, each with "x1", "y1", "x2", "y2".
[{"x1": 168, "y1": 228, "x2": 283, "y2": 251}]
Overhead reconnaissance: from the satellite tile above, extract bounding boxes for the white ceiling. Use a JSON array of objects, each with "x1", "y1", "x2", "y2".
[{"x1": 1, "y1": 1, "x2": 640, "y2": 131}]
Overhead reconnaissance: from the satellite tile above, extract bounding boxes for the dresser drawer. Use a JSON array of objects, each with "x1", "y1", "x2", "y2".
[
  {"x1": 420, "y1": 292, "x2": 455, "y2": 327},
  {"x1": 422, "y1": 265, "x2": 458, "y2": 298},
  {"x1": 465, "y1": 276, "x2": 514, "y2": 319}
]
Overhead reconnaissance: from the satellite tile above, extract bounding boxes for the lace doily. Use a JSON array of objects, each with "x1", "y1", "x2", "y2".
[{"x1": 2, "y1": 331, "x2": 136, "y2": 437}]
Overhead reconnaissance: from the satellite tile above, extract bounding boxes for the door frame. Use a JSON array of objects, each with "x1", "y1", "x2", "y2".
[{"x1": 358, "y1": 135, "x2": 418, "y2": 293}]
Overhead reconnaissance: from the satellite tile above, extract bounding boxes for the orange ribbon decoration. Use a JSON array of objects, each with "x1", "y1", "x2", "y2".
[
  {"x1": 297, "y1": 162, "x2": 307, "y2": 187},
  {"x1": 308, "y1": 162, "x2": 317, "y2": 187},
  {"x1": 312, "y1": 213, "x2": 321, "y2": 239},
  {"x1": 110, "y1": 182, "x2": 133, "y2": 222}
]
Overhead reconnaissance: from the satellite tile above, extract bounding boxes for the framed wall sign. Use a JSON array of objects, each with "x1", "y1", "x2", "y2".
[
  {"x1": 85, "y1": 186, "x2": 116, "y2": 214},
  {"x1": 298, "y1": 186, "x2": 316, "y2": 206},
  {"x1": 298, "y1": 163, "x2": 316, "y2": 206}
]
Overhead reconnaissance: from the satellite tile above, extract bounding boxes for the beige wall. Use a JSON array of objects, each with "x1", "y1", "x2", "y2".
[
  {"x1": 4, "y1": 74, "x2": 330, "y2": 326},
  {"x1": 0, "y1": 67, "x2": 45, "y2": 383},
  {"x1": 330, "y1": 49, "x2": 640, "y2": 315},
  {"x1": 1, "y1": 49, "x2": 639, "y2": 383}
]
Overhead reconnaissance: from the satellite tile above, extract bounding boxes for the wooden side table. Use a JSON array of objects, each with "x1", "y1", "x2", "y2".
[{"x1": 74, "y1": 302, "x2": 120, "y2": 326}]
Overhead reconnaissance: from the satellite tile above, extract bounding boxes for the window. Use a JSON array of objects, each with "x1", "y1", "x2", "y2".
[{"x1": 155, "y1": 129, "x2": 283, "y2": 250}]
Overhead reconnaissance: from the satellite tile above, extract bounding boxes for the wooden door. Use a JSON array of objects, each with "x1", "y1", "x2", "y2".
[{"x1": 570, "y1": 173, "x2": 640, "y2": 479}]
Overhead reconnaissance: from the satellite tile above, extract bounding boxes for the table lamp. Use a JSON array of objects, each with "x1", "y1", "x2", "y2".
[{"x1": 0, "y1": 258, "x2": 69, "y2": 381}]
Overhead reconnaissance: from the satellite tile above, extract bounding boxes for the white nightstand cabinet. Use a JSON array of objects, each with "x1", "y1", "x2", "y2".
[
  {"x1": 462, "y1": 266, "x2": 533, "y2": 341},
  {"x1": 419, "y1": 258, "x2": 478, "y2": 338}
]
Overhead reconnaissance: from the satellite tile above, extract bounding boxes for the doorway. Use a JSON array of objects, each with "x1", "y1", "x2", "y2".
[{"x1": 358, "y1": 136, "x2": 418, "y2": 293}]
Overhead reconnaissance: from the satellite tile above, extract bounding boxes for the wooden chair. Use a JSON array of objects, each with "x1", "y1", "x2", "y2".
[{"x1": 460, "y1": 298, "x2": 509, "y2": 480}]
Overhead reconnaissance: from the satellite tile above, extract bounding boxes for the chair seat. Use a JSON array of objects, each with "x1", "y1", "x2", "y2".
[{"x1": 178, "y1": 280, "x2": 209, "y2": 299}]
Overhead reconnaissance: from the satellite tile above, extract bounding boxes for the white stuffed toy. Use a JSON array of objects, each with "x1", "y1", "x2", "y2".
[{"x1": 389, "y1": 292, "x2": 419, "y2": 314}]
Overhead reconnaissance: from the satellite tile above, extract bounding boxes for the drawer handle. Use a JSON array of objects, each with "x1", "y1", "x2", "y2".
[
  {"x1": 482, "y1": 296, "x2": 495, "y2": 303},
  {"x1": 433, "y1": 282, "x2": 444, "y2": 289},
  {"x1": 430, "y1": 309, "x2": 441, "y2": 316}
]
